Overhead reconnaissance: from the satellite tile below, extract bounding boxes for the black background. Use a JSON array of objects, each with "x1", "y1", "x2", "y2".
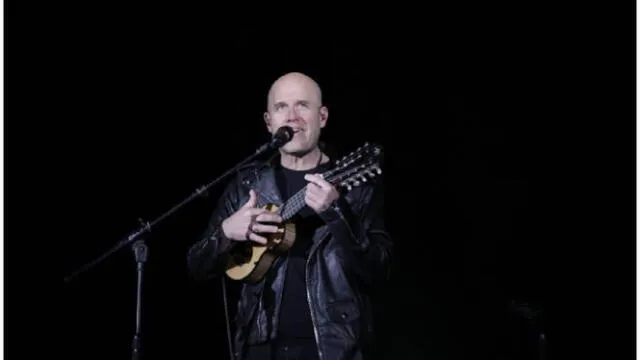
[{"x1": 6, "y1": 3, "x2": 635, "y2": 360}]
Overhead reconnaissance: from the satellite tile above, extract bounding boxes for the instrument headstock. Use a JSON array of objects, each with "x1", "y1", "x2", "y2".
[{"x1": 323, "y1": 142, "x2": 383, "y2": 191}]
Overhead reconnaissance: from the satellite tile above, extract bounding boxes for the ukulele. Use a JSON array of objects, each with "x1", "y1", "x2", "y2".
[{"x1": 225, "y1": 142, "x2": 384, "y2": 283}]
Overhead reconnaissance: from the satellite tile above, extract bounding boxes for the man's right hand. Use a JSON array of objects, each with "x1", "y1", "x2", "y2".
[{"x1": 221, "y1": 189, "x2": 283, "y2": 245}]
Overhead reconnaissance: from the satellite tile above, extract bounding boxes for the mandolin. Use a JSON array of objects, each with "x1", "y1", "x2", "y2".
[{"x1": 225, "y1": 142, "x2": 384, "y2": 283}]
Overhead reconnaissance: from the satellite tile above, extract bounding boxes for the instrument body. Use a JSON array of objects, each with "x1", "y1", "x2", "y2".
[
  {"x1": 225, "y1": 142, "x2": 383, "y2": 283},
  {"x1": 226, "y1": 203, "x2": 296, "y2": 283}
]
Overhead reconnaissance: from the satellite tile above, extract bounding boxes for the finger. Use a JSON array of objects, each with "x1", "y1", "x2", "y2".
[
  {"x1": 251, "y1": 223, "x2": 281, "y2": 234},
  {"x1": 246, "y1": 207, "x2": 269, "y2": 216},
  {"x1": 304, "y1": 174, "x2": 331, "y2": 189},
  {"x1": 248, "y1": 232, "x2": 268, "y2": 245},
  {"x1": 241, "y1": 189, "x2": 258, "y2": 209},
  {"x1": 305, "y1": 190, "x2": 321, "y2": 203},
  {"x1": 305, "y1": 192, "x2": 320, "y2": 208},
  {"x1": 305, "y1": 182, "x2": 322, "y2": 197},
  {"x1": 306, "y1": 181, "x2": 323, "y2": 192},
  {"x1": 255, "y1": 213, "x2": 283, "y2": 223},
  {"x1": 305, "y1": 186, "x2": 324, "y2": 202}
]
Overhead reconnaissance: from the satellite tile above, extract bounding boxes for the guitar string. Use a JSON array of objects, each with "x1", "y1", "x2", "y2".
[
  {"x1": 274, "y1": 148, "x2": 377, "y2": 219},
  {"x1": 277, "y1": 151, "x2": 327, "y2": 219}
]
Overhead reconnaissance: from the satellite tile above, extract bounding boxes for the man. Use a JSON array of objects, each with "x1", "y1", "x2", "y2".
[{"x1": 187, "y1": 72, "x2": 392, "y2": 360}]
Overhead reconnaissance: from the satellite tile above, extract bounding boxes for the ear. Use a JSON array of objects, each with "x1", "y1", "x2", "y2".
[
  {"x1": 263, "y1": 111, "x2": 273, "y2": 132},
  {"x1": 319, "y1": 106, "x2": 329, "y2": 128}
]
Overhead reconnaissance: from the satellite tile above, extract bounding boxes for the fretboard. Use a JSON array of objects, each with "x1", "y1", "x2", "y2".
[
  {"x1": 276, "y1": 171, "x2": 338, "y2": 221},
  {"x1": 277, "y1": 186, "x2": 309, "y2": 221}
]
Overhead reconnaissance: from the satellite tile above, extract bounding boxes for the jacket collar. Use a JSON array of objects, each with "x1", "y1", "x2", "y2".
[
  {"x1": 255, "y1": 165, "x2": 284, "y2": 207},
  {"x1": 239, "y1": 153, "x2": 284, "y2": 207}
]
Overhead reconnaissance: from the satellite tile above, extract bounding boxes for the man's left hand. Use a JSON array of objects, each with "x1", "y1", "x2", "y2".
[{"x1": 304, "y1": 173, "x2": 340, "y2": 213}]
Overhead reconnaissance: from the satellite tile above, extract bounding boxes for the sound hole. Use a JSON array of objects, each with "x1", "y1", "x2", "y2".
[{"x1": 229, "y1": 243, "x2": 252, "y2": 264}]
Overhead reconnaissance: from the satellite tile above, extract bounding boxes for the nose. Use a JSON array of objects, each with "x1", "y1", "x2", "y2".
[{"x1": 285, "y1": 108, "x2": 300, "y2": 123}]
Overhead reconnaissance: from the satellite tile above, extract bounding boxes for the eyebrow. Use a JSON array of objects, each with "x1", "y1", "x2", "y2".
[{"x1": 274, "y1": 100, "x2": 311, "y2": 108}]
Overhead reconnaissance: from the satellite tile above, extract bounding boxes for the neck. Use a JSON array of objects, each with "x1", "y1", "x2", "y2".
[{"x1": 280, "y1": 146, "x2": 326, "y2": 171}]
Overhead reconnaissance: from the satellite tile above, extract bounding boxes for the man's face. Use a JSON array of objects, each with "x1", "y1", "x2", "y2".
[{"x1": 264, "y1": 76, "x2": 328, "y2": 155}]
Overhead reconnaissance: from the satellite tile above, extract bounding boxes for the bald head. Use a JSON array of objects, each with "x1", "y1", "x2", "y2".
[
  {"x1": 267, "y1": 72, "x2": 323, "y2": 110},
  {"x1": 263, "y1": 71, "x2": 329, "y2": 157}
]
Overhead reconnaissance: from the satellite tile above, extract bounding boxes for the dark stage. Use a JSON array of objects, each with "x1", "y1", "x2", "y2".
[{"x1": 33, "y1": 8, "x2": 631, "y2": 360}]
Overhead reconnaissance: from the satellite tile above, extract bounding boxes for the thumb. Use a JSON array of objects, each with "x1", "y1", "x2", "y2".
[{"x1": 242, "y1": 189, "x2": 257, "y2": 208}]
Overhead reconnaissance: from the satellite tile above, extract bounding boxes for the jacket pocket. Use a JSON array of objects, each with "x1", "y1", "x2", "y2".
[
  {"x1": 324, "y1": 298, "x2": 363, "y2": 342},
  {"x1": 326, "y1": 298, "x2": 361, "y2": 324}
]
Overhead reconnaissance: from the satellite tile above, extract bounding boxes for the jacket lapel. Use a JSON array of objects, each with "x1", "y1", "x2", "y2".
[{"x1": 253, "y1": 166, "x2": 284, "y2": 208}]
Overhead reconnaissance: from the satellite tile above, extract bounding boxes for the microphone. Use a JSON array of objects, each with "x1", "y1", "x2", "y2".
[
  {"x1": 254, "y1": 125, "x2": 295, "y2": 154},
  {"x1": 268, "y1": 126, "x2": 294, "y2": 149}
]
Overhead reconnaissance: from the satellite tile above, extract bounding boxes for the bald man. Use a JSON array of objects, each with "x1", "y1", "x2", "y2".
[{"x1": 187, "y1": 72, "x2": 392, "y2": 360}]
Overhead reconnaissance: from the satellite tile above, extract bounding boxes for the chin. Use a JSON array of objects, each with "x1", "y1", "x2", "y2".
[{"x1": 282, "y1": 142, "x2": 312, "y2": 156}]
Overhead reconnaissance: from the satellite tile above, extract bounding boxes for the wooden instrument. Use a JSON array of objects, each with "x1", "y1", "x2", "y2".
[{"x1": 225, "y1": 142, "x2": 384, "y2": 283}]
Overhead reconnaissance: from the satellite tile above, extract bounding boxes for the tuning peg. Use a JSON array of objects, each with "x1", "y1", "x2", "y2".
[{"x1": 359, "y1": 175, "x2": 367, "y2": 182}]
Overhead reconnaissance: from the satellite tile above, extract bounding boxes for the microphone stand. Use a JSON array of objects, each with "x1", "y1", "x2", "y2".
[
  {"x1": 509, "y1": 300, "x2": 545, "y2": 360},
  {"x1": 64, "y1": 134, "x2": 289, "y2": 359},
  {"x1": 131, "y1": 239, "x2": 147, "y2": 360}
]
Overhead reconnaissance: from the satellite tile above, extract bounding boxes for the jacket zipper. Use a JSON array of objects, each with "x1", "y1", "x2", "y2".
[{"x1": 306, "y1": 250, "x2": 323, "y2": 360}]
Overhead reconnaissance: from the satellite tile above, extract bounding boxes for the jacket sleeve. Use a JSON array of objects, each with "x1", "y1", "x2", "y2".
[
  {"x1": 318, "y1": 179, "x2": 393, "y2": 289},
  {"x1": 187, "y1": 177, "x2": 242, "y2": 281}
]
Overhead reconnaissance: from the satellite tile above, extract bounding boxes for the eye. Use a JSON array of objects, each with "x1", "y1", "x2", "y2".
[{"x1": 295, "y1": 101, "x2": 309, "y2": 109}]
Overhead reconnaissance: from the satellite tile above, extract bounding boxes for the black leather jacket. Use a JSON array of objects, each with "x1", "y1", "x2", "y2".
[{"x1": 187, "y1": 155, "x2": 392, "y2": 360}]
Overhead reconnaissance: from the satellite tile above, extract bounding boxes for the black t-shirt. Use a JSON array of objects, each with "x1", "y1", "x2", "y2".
[{"x1": 274, "y1": 161, "x2": 331, "y2": 341}]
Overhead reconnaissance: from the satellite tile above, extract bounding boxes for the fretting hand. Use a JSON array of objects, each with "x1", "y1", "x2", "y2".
[
  {"x1": 221, "y1": 189, "x2": 282, "y2": 244},
  {"x1": 304, "y1": 174, "x2": 340, "y2": 213}
]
